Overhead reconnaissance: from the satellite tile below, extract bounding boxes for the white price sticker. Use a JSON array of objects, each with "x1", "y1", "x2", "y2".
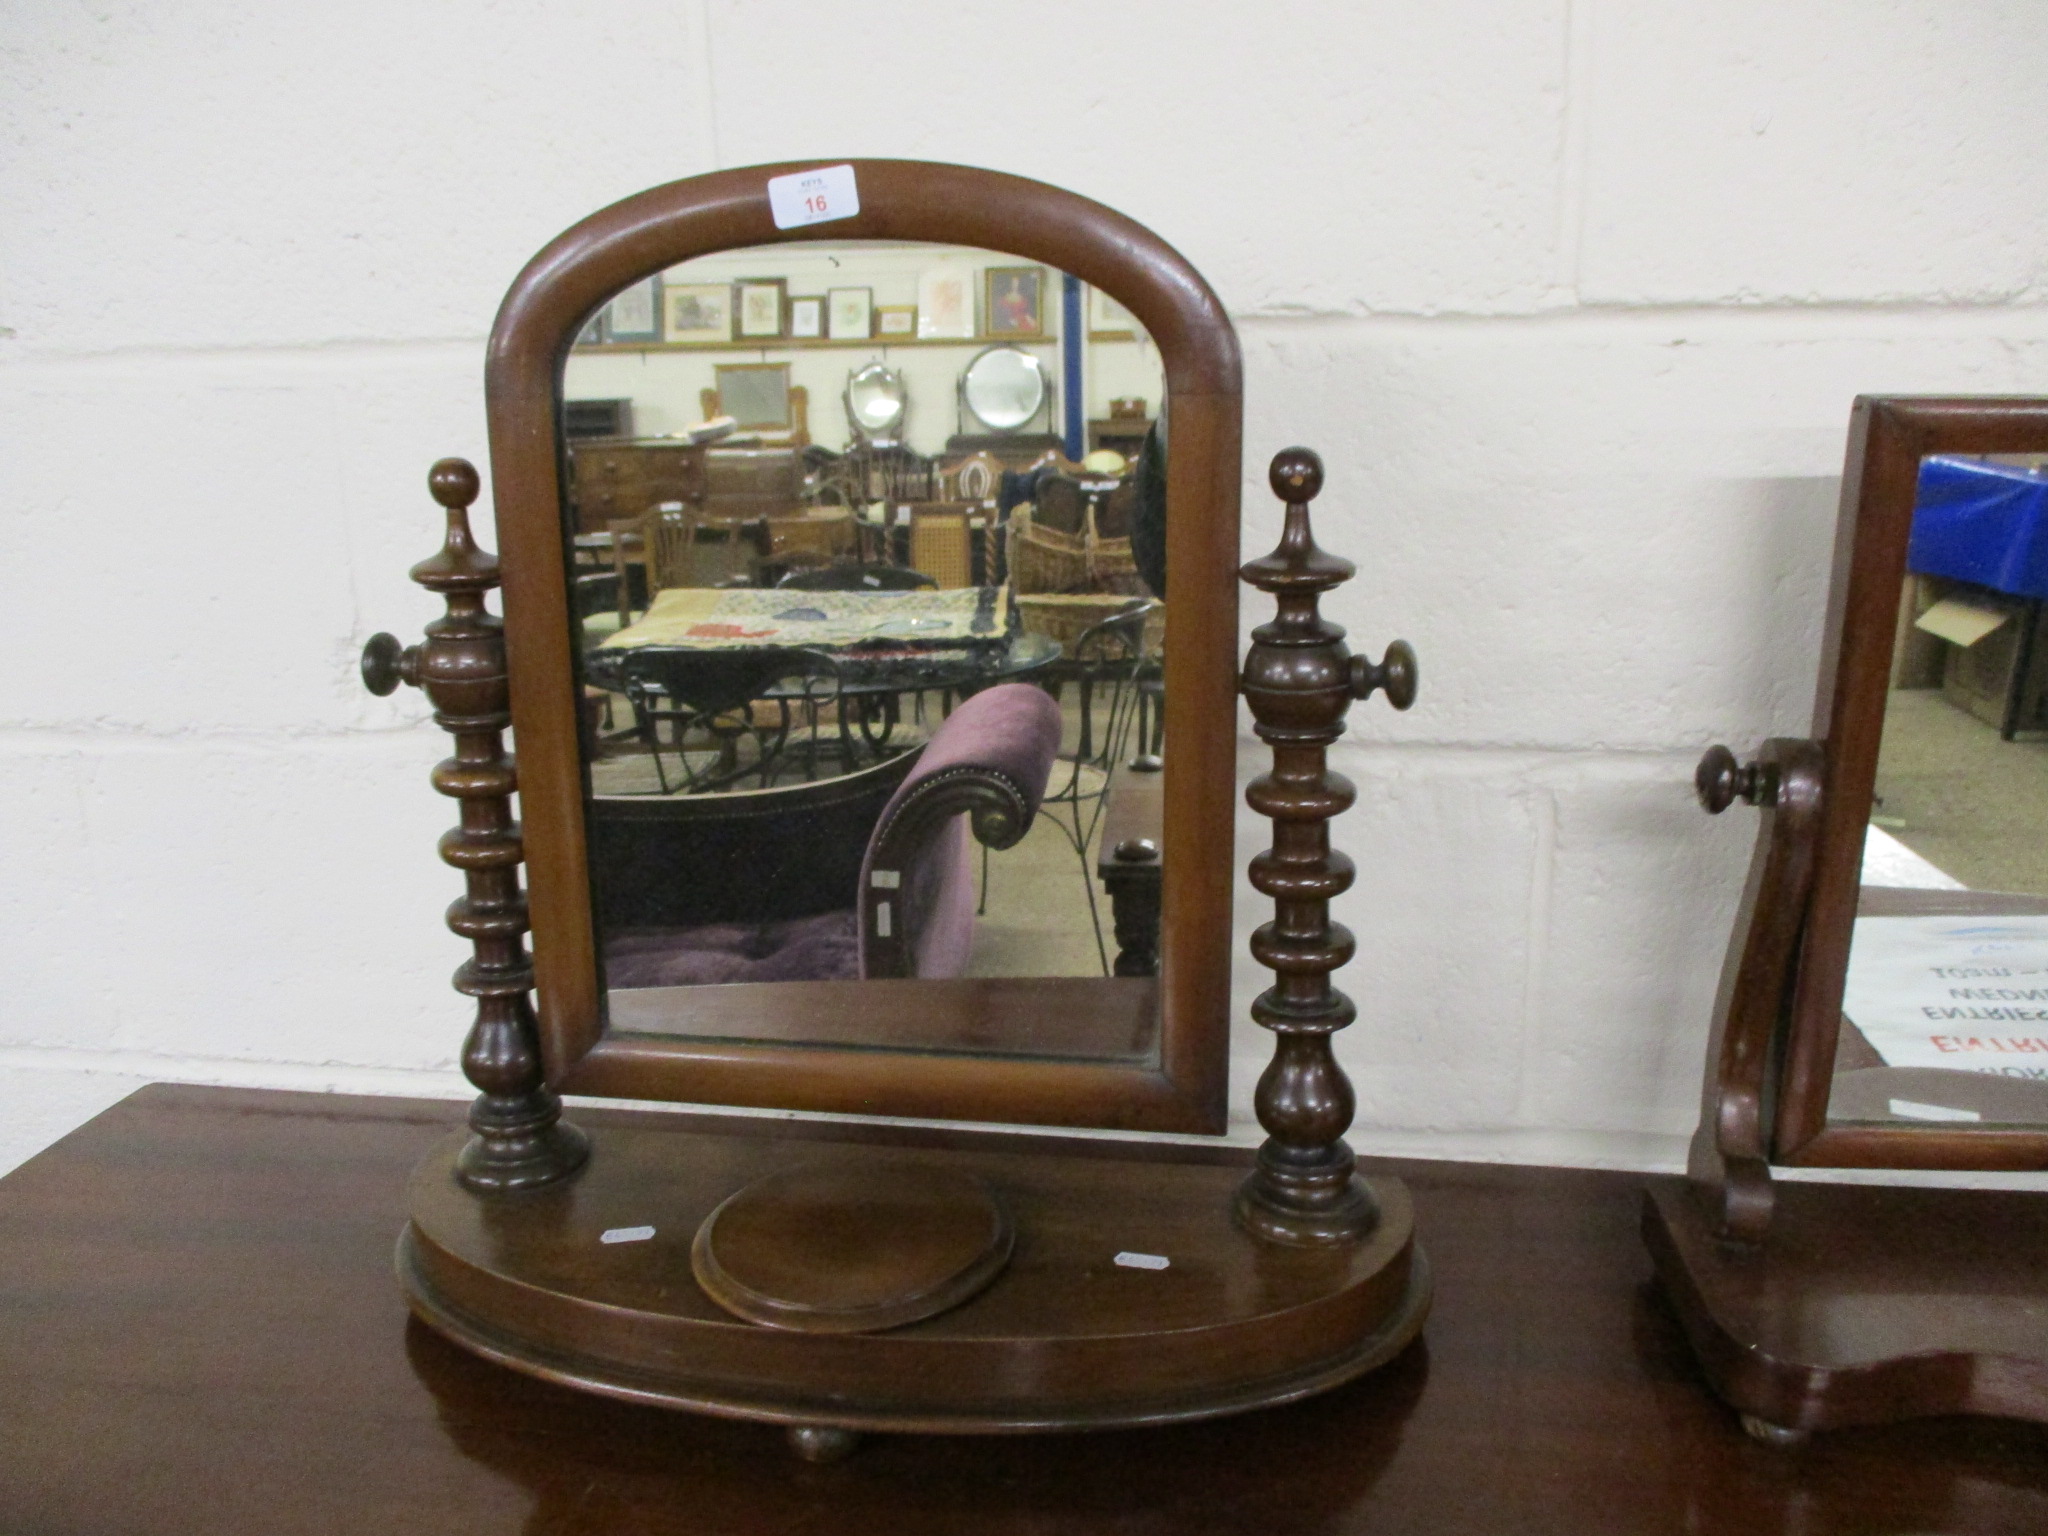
[
  {"x1": 767, "y1": 165, "x2": 860, "y2": 231},
  {"x1": 601, "y1": 1225, "x2": 656, "y2": 1244},
  {"x1": 1114, "y1": 1251, "x2": 1170, "y2": 1271}
]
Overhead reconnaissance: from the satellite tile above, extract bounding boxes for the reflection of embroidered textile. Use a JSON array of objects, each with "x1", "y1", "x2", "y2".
[{"x1": 603, "y1": 585, "x2": 1012, "y2": 651}]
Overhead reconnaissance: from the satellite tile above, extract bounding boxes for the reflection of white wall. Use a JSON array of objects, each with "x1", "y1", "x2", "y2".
[
  {"x1": 8, "y1": 3, "x2": 2048, "y2": 1176},
  {"x1": 563, "y1": 243, "x2": 1162, "y2": 453}
]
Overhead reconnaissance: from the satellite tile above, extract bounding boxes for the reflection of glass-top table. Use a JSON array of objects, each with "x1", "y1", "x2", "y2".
[{"x1": 586, "y1": 587, "x2": 1058, "y2": 792}]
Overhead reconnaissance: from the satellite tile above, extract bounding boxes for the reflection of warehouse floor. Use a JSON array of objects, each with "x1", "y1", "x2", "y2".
[
  {"x1": 1873, "y1": 687, "x2": 2048, "y2": 895},
  {"x1": 968, "y1": 788, "x2": 1110, "y2": 978}
]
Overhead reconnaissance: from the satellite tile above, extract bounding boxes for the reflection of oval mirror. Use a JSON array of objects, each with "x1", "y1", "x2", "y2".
[
  {"x1": 959, "y1": 345, "x2": 1047, "y2": 433},
  {"x1": 843, "y1": 361, "x2": 906, "y2": 444}
]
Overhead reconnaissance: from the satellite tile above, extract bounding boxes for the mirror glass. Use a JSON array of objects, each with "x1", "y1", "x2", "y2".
[
  {"x1": 559, "y1": 240, "x2": 1168, "y2": 1059},
  {"x1": 1832, "y1": 451, "x2": 2048, "y2": 1128},
  {"x1": 961, "y1": 346, "x2": 1047, "y2": 432},
  {"x1": 844, "y1": 362, "x2": 906, "y2": 441}
]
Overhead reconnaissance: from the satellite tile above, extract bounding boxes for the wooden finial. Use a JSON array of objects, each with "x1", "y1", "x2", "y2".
[
  {"x1": 429, "y1": 456, "x2": 481, "y2": 508},
  {"x1": 1269, "y1": 446, "x2": 1324, "y2": 502},
  {"x1": 361, "y1": 458, "x2": 588, "y2": 1193},
  {"x1": 1235, "y1": 447, "x2": 1417, "y2": 1246}
]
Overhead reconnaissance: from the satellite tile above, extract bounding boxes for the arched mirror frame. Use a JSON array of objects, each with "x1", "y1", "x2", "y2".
[
  {"x1": 484, "y1": 161, "x2": 1242, "y2": 1133},
  {"x1": 1696, "y1": 396, "x2": 2048, "y2": 1191}
]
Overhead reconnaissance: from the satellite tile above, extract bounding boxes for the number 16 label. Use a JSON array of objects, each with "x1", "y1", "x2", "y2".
[{"x1": 767, "y1": 164, "x2": 860, "y2": 231}]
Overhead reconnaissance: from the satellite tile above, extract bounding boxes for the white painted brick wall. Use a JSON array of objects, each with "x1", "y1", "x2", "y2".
[{"x1": 6, "y1": 1, "x2": 2048, "y2": 1173}]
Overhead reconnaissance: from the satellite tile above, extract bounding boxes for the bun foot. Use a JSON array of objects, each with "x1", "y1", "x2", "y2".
[
  {"x1": 1740, "y1": 1413, "x2": 1809, "y2": 1447},
  {"x1": 787, "y1": 1424, "x2": 860, "y2": 1463}
]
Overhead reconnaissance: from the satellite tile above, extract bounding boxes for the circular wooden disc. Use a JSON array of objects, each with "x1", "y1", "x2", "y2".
[{"x1": 691, "y1": 1163, "x2": 1012, "y2": 1333}]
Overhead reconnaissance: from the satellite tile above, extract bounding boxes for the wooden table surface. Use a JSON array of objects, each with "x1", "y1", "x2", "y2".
[{"x1": 2, "y1": 1084, "x2": 2043, "y2": 1534}]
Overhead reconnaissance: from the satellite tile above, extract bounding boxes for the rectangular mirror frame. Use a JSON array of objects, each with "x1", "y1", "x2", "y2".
[
  {"x1": 481, "y1": 162, "x2": 1243, "y2": 1134},
  {"x1": 1782, "y1": 395, "x2": 2048, "y2": 1169}
]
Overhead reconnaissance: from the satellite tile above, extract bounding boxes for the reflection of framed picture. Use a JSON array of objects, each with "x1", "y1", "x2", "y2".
[
  {"x1": 827, "y1": 286, "x2": 872, "y2": 341},
  {"x1": 916, "y1": 266, "x2": 974, "y2": 339},
  {"x1": 574, "y1": 309, "x2": 607, "y2": 347},
  {"x1": 606, "y1": 276, "x2": 663, "y2": 343},
  {"x1": 735, "y1": 278, "x2": 786, "y2": 339},
  {"x1": 1087, "y1": 285, "x2": 1140, "y2": 341},
  {"x1": 662, "y1": 282, "x2": 730, "y2": 344},
  {"x1": 788, "y1": 296, "x2": 824, "y2": 340},
  {"x1": 876, "y1": 304, "x2": 917, "y2": 339},
  {"x1": 983, "y1": 265, "x2": 1045, "y2": 340}
]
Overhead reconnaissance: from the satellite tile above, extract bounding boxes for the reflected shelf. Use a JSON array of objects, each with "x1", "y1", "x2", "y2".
[{"x1": 574, "y1": 336, "x2": 1079, "y2": 355}]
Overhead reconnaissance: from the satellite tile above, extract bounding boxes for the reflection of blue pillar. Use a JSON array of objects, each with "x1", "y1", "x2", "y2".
[{"x1": 1061, "y1": 273, "x2": 1084, "y2": 460}]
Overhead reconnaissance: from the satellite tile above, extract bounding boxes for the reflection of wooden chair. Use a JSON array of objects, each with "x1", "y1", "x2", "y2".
[
  {"x1": 701, "y1": 366, "x2": 809, "y2": 447},
  {"x1": 646, "y1": 508, "x2": 754, "y2": 592},
  {"x1": 1032, "y1": 471, "x2": 1088, "y2": 536},
  {"x1": 943, "y1": 450, "x2": 1003, "y2": 504},
  {"x1": 1095, "y1": 478, "x2": 1137, "y2": 540},
  {"x1": 766, "y1": 508, "x2": 856, "y2": 573},
  {"x1": 908, "y1": 504, "x2": 974, "y2": 588},
  {"x1": 593, "y1": 685, "x2": 1061, "y2": 985}
]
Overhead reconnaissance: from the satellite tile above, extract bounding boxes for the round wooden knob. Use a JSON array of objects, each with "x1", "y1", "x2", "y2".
[
  {"x1": 428, "y1": 457, "x2": 480, "y2": 509},
  {"x1": 1351, "y1": 640, "x2": 1418, "y2": 710},
  {"x1": 1114, "y1": 837, "x2": 1159, "y2": 863},
  {"x1": 1269, "y1": 447, "x2": 1323, "y2": 503},
  {"x1": 360, "y1": 632, "x2": 417, "y2": 696},
  {"x1": 1695, "y1": 744, "x2": 1762, "y2": 814}
]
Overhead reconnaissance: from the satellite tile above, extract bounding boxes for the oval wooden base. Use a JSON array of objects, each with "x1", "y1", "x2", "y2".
[{"x1": 399, "y1": 1120, "x2": 1429, "y2": 1434}]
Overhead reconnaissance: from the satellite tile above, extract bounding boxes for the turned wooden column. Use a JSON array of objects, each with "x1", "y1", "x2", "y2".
[
  {"x1": 362, "y1": 459, "x2": 589, "y2": 1193},
  {"x1": 1236, "y1": 448, "x2": 1417, "y2": 1247}
]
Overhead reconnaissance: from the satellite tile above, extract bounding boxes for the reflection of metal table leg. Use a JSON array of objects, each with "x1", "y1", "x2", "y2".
[
  {"x1": 853, "y1": 692, "x2": 899, "y2": 754},
  {"x1": 2002, "y1": 597, "x2": 2043, "y2": 741},
  {"x1": 1096, "y1": 757, "x2": 1164, "y2": 977}
]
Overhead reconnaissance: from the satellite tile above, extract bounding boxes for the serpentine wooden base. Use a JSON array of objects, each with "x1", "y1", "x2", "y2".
[
  {"x1": 1643, "y1": 1179, "x2": 2048, "y2": 1441},
  {"x1": 399, "y1": 1120, "x2": 1429, "y2": 1435}
]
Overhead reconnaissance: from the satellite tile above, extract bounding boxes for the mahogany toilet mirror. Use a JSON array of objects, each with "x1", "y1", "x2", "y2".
[
  {"x1": 1648, "y1": 395, "x2": 2048, "y2": 1445},
  {"x1": 361, "y1": 160, "x2": 1428, "y2": 1457}
]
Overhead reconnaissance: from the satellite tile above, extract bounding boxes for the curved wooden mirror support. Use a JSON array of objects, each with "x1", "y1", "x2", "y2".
[
  {"x1": 364, "y1": 163, "x2": 1430, "y2": 1454},
  {"x1": 1647, "y1": 396, "x2": 2048, "y2": 1446}
]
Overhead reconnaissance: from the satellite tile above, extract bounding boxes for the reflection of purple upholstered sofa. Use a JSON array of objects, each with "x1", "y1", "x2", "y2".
[{"x1": 601, "y1": 683, "x2": 1061, "y2": 988}]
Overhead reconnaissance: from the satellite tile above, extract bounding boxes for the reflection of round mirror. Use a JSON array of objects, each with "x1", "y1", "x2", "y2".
[
  {"x1": 960, "y1": 346, "x2": 1047, "y2": 433},
  {"x1": 843, "y1": 363, "x2": 907, "y2": 443}
]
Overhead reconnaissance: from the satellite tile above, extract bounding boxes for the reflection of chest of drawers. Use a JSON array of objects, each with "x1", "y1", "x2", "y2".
[{"x1": 567, "y1": 441, "x2": 707, "y2": 532}]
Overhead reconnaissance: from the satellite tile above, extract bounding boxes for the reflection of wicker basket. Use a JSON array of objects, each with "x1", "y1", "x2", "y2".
[
  {"x1": 1090, "y1": 534, "x2": 1141, "y2": 592},
  {"x1": 1008, "y1": 505, "x2": 1154, "y2": 597},
  {"x1": 1008, "y1": 509, "x2": 1092, "y2": 594},
  {"x1": 1016, "y1": 593, "x2": 1166, "y2": 657}
]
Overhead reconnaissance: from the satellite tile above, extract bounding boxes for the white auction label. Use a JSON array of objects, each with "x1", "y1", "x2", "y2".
[
  {"x1": 1889, "y1": 1099, "x2": 1982, "y2": 1123},
  {"x1": 1114, "y1": 1251, "x2": 1170, "y2": 1271},
  {"x1": 767, "y1": 165, "x2": 859, "y2": 231},
  {"x1": 600, "y1": 1225, "x2": 656, "y2": 1244},
  {"x1": 1843, "y1": 914, "x2": 2048, "y2": 1075}
]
